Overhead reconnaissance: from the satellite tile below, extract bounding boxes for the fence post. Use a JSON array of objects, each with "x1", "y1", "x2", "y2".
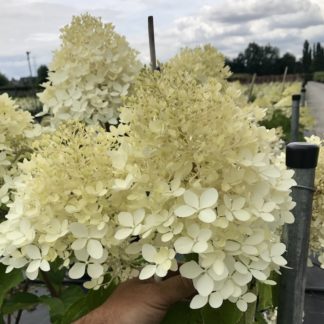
[
  {"x1": 301, "y1": 87, "x2": 306, "y2": 107},
  {"x1": 277, "y1": 142, "x2": 319, "y2": 324},
  {"x1": 290, "y1": 94, "x2": 301, "y2": 142},
  {"x1": 247, "y1": 73, "x2": 256, "y2": 102},
  {"x1": 148, "y1": 16, "x2": 157, "y2": 71}
]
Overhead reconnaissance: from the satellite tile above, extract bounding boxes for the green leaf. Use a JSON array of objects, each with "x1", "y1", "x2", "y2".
[
  {"x1": 40, "y1": 296, "x2": 65, "y2": 324},
  {"x1": 201, "y1": 301, "x2": 243, "y2": 324},
  {"x1": 60, "y1": 280, "x2": 117, "y2": 324},
  {"x1": 60, "y1": 285, "x2": 85, "y2": 307},
  {"x1": 162, "y1": 301, "x2": 202, "y2": 324},
  {"x1": 0, "y1": 264, "x2": 24, "y2": 309},
  {"x1": 2, "y1": 292, "x2": 40, "y2": 314},
  {"x1": 40, "y1": 285, "x2": 84, "y2": 324}
]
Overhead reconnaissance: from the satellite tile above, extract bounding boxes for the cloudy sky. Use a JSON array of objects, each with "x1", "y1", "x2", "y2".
[{"x1": 1, "y1": 0, "x2": 324, "y2": 79}]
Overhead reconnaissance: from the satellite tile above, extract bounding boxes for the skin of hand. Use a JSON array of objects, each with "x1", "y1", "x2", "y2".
[{"x1": 74, "y1": 274, "x2": 196, "y2": 324}]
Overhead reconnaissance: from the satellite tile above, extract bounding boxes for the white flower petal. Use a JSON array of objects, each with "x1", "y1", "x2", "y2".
[
  {"x1": 133, "y1": 209, "x2": 145, "y2": 225},
  {"x1": 69, "y1": 262, "x2": 86, "y2": 279},
  {"x1": 200, "y1": 188, "x2": 219, "y2": 209},
  {"x1": 139, "y1": 264, "x2": 156, "y2": 280},
  {"x1": 71, "y1": 238, "x2": 87, "y2": 250},
  {"x1": 115, "y1": 228, "x2": 133, "y2": 240},
  {"x1": 197, "y1": 229, "x2": 212, "y2": 241},
  {"x1": 117, "y1": 212, "x2": 134, "y2": 227},
  {"x1": 220, "y1": 280, "x2": 234, "y2": 299},
  {"x1": 232, "y1": 197, "x2": 245, "y2": 211},
  {"x1": 213, "y1": 259, "x2": 225, "y2": 276},
  {"x1": 194, "y1": 273, "x2": 214, "y2": 296},
  {"x1": 184, "y1": 190, "x2": 199, "y2": 209},
  {"x1": 180, "y1": 261, "x2": 203, "y2": 279},
  {"x1": 87, "y1": 263, "x2": 104, "y2": 279},
  {"x1": 234, "y1": 262, "x2": 248, "y2": 274},
  {"x1": 198, "y1": 209, "x2": 216, "y2": 223},
  {"x1": 24, "y1": 245, "x2": 41, "y2": 260},
  {"x1": 74, "y1": 248, "x2": 89, "y2": 262},
  {"x1": 232, "y1": 272, "x2": 253, "y2": 286},
  {"x1": 237, "y1": 299, "x2": 248, "y2": 312},
  {"x1": 40, "y1": 260, "x2": 50, "y2": 272},
  {"x1": 233, "y1": 210, "x2": 251, "y2": 221},
  {"x1": 174, "y1": 237, "x2": 194, "y2": 254},
  {"x1": 250, "y1": 269, "x2": 267, "y2": 281},
  {"x1": 142, "y1": 244, "x2": 156, "y2": 262},
  {"x1": 271, "y1": 243, "x2": 286, "y2": 257},
  {"x1": 174, "y1": 205, "x2": 196, "y2": 217},
  {"x1": 209, "y1": 292, "x2": 223, "y2": 308},
  {"x1": 242, "y1": 292, "x2": 257, "y2": 303},
  {"x1": 193, "y1": 241, "x2": 208, "y2": 253},
  {"x1": 272, "y1": 256, "x2": 287, "y2": 266},
  {"x1": 87, "y1": 239, "x2": 103, "y2": 259},
  {"x1": 190, "y1": 294, "x2": 208, "y2": 309},
  {"x1": 156, "y1": 264, "x2": 168, "y2": 278},
  {"x1": 27, "y1": 260, "x2": 41, "y2": 274},
  {"x1": 26, "y1": 270, "x2": 39, "y2": 280}
]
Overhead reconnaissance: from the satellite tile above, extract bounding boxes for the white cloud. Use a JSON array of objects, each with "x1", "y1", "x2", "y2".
[{"x1": 0, "y1": 0, "x2": 324, "y2": 78}]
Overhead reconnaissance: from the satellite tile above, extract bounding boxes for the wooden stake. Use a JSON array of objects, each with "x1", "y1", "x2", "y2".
[
  {"x1": 248, "y1": 73, "x2": 256, "y2": 102},
  {"x1": 148, "y1": 16, "x2": 157, "y2": 71},
  {"x1": 282, "y1": 66, "x2": 288, "y2": 93}
]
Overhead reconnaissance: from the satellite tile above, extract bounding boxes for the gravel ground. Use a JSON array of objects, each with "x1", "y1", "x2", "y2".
[{"x1": 306, "y1": 81, "x2": 324, "y2": 137}]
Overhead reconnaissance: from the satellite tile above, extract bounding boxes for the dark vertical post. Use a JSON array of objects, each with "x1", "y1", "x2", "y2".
[
  {"x1": 148, "y1": 16, "x2": 157, "y2": 71},
  {"x1": 277, "y1": 142, "x2": 319, "y2": 324},
  {"x1": 26, "y1": 51, "x2": 33, "y2": 78},
  {"x1": 247, "y1": 73, "x2": 256, "y2": 102},
  {"x1": 290, "y1": 94, "x2": 301, "y2": 142},
  {"x1": 301, "y1": 87, "x2": 306, "y2": 107},
  {"x1": 281, "y1": 66, "x2": 288, "y2": 92}
]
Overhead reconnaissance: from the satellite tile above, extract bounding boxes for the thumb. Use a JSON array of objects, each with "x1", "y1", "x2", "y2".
[{"x1": 158, "y1": 275, "x2": 196, "y2": 305}]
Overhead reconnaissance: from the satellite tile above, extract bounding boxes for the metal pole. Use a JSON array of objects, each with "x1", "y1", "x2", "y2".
[
  {"x1": 277, "y1": 142, "x2": 319, "y2": 324},
  {"x1": 290, "y1": 94, "x2": 301, "y2": 142},
  {"x1": 148, "y1": 16, "x2": 157, "y2": 71},
  {"x1": 26, "y1": 51, "x2": 33, "y2": 78},
  {"x1": 301, "y1": 87, "x2": 306, "y2": 107}
]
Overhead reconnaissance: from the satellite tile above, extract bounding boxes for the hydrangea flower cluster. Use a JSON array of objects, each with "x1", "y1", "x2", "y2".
[
  {"x1": 251, "y1": 82, "x2": 314, "y2": 131},
  {"x1": 0, "y1": 65, "x2": 296, "y2": 312},
  {"x1": 37, "y1": 14, "x2": 141, "y2": 127},
  {"x1": 306, "y1": 136, "x2": 324, "y2": 266},
  {"x1": 166, "y1": 44, "x2": 231, "y2": 85},
  {"x1": 0, "y1": 94, "x2": 41, "y2": 206}
]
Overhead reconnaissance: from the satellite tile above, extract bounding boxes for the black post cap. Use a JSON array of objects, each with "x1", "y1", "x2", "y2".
[
  {"x1": 286, "y1": 142, "x2": 319, "y2": 169},
  {"x1": 292, "y1": 94, "x2": 301, "y2": 101}
]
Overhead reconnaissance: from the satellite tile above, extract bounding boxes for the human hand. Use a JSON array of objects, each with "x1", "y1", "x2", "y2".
[{"x1": 75, "y1": 274, "x2": 195, "y2": 324}]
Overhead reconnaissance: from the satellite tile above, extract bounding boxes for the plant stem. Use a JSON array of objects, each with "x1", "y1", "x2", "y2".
[
  {"x1": 39, "y1": 271, "x2": 59, "y2": 298},
  {"x1": 15, "y1": 281, "x2": 29, "y2": 324}
]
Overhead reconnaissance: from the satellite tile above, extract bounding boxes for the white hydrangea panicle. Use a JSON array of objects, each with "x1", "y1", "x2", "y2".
[
  {"x1": 166, "y1": 44, "x2": 231, "y2": 85},
  {"x1": 0, "y1": 94, "x2": 40, "y2": 204},
  {"x1": 37, "y1": 14, "x2": 141, "y2": 128},
  {"x1": 0, "y1": 48, "x2": 297, "y2": 315}
]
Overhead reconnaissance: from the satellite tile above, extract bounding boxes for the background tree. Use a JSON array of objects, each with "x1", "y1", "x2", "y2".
[
  {"x1": 0, "y1": 72, "x2": 9, "y2": 87},
  {"x1": 312, "y1": 42, "x2": 324, "y2": 71},
  {"x1": 37, "y1": 65, "x2": 49, "y2": 85},
  {"x1": 302, "y1": 40, "x2": 312, "y2": 73},
  {"x1": 279, "y1": 52, "x2": 297, "y2": 74}
]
